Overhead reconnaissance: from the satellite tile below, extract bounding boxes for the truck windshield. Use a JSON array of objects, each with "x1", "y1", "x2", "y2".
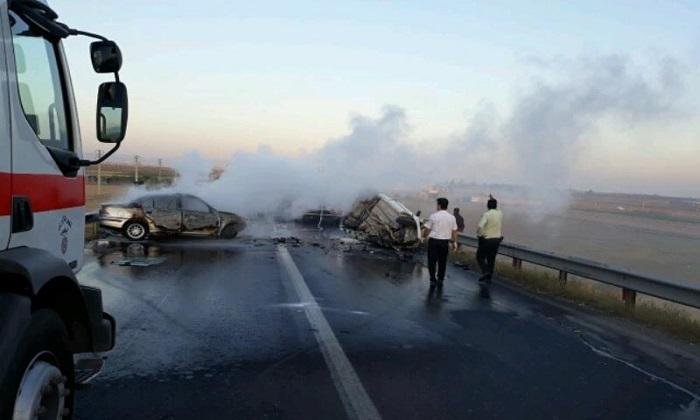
[{"x1": 9, "y1": 10, "x2": 71, "y2": 152}]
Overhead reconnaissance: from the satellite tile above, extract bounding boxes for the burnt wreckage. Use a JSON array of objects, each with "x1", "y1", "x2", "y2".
[{"x1": 343, "y1": 194, "x2": 422, "y2": 250}]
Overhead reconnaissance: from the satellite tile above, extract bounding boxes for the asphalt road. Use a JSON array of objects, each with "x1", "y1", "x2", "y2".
[{"x1": 75, "y1": 223, "x2": 700, "y2": 419}]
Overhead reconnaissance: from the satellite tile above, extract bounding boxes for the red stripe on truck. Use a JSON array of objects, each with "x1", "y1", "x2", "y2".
[
  {"x1": 0, "y1": 173, "x2": 10, "y2": 216},
  {"x1": 0, "y1": 172, "x2": 85, "y2": 216}
]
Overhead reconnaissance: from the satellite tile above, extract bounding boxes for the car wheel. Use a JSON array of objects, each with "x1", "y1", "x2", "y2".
[
  {"x1": 0, "y1": 309, "x2": 75, "y2": 420},
  {"x1": 220, "y1": 224, "x2": 239, "y2": 239},
  {"x1": 123, "y1": 220, "x2": 148, "y2": 241}
]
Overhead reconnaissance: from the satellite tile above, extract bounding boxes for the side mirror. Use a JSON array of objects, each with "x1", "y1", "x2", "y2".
[
  {"x1": 96, "y1": 81, "x2": 128, "y2": 143},
  {"x1": 90, "y1": 40, "x2": 122, "y2": 73}
]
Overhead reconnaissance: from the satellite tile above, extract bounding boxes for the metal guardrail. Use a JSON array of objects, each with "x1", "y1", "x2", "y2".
[{"x1": 457, "y1": 234, "x2": 700, "y2": 309}]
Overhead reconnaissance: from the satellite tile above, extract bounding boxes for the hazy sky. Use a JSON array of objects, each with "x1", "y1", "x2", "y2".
[{"x1": 53, "y1": 0, "x2": 700, "y2": 197}]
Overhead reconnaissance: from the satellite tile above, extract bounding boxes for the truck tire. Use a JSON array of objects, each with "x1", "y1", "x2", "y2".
[
  {"x1": 220, "y1": 224, "x2": 239, "y2": 239},
  {"x1": 123, "y1": 220, "x2": 148, "y2": 241},
  {"x1": 0, "y1": 309, "x2": 75, "y2": 420}
]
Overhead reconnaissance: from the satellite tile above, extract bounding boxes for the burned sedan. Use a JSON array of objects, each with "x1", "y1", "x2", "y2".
[
  {"x1": 343, "y1": 194, "x2": 422, "y2": 250},
  {"x1": 100, "y1": 193, "x2": 246, "y2": 241}
]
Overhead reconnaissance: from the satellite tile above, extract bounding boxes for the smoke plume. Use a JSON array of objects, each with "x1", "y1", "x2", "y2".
[
  {"x1": 129, "y1": 54, "x2": 686, "y2": 218},
  {"x1": 506, "y1": 54, "x2": 683, "y2": 208}
]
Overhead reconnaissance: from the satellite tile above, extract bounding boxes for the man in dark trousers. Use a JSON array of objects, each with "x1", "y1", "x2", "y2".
[
  {"x1": 453, "y1": 208, "x2": 465, "y2": 249},
  {"x1": 422, "y1": 197, "x2": 458, "y2": 286},
  {"x1": 453, "y1": 208, "x2": 465, "y2": 233},
  {"x1": 476, "y1": 195, "x2": 503, "y2": 283}
]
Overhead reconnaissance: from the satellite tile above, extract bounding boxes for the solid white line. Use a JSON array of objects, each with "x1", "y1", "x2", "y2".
[
  {"x1": 277, "y1": 245, "x2": 382, "y2": 420},
  {"x1": 579, "y1": 336, "x2": 700, "y2": 403}
]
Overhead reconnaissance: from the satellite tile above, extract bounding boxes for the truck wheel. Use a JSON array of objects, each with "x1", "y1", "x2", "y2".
[
  {"x1": 0, "y1": 309, "x2": 75, "y2": 420},
  {"x1": 123, "y1": 220, "x2": 148, "y2": 241},
  {"x1": 220, "y1": 224, "x2": 239, "y2": 239}
]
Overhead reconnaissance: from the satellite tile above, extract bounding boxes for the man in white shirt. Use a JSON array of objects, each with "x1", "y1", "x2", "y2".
[
  {"x1": 422, "y1": 197, "x2": 458, "y2": 286},
  {"x1": 476, "y1": 195, "x2": 503, "y2": 283}
]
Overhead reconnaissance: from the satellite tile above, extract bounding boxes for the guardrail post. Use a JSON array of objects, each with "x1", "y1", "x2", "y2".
[
  {"x1": 622, "y1": 288, "x2": 637, "y2": 308},
  {"x1": 558, "y1": 271, "x2": 567, "y2": 287},
  {"x1": 512, "y1": 258, "x2": 522, "y2": 269}
]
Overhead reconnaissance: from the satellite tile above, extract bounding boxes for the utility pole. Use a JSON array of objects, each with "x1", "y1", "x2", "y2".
[
  {"x1": 157, "y1": 158, "x2": 162, "y2": 183},
  {"x1": 96, "y1": 149, "x2": 103, "y2": 195},
  {"x1": 134, "y1": 155, "x2": 140, "y2": 184}
]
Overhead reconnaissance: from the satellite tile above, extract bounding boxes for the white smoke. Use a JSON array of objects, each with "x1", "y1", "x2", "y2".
[
  {"x1": 126, "y1": 54, "x2": 686, "y2": 219},
  {"x1": 505, "y1": 54, "x2": 683, "y2": 210},
  {"x1": 172, "y1": 106, "x2": 424, "y2": 218}
]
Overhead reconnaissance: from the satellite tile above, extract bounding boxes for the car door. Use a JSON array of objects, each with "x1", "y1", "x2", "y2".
[
  {"x1": 149, "y1": 195, "x2": 182, "y2": 232},
  {"x1": 181, "y1": 195, "x2": 219, "y2": 236}
]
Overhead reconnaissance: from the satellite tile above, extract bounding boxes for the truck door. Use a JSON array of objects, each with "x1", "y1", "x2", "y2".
[
  {"x1": 0, "y1": 5, "x2": 11, "y2": 250},
  {"x1": 5, "y1": 10, "x2": 85, "y2": 268},
  {"x1": 181, "y1": 195, "x2": 219, "y2": 236}
]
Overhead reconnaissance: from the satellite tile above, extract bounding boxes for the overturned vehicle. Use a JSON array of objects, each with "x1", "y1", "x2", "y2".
[{"x1": 343, "y1": 194, "x2": 422, "y2": 250}]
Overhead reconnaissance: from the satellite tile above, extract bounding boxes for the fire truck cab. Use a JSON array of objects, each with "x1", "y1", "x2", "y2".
[{"x1": 0, "y1": 1, "x2": 128, "y2": 418}]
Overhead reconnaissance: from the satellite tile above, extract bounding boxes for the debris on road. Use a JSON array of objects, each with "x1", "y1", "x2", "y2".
[
  {"x1": 453, "y1": 261, "x2": 471, "y2": 270},
  {"x1": 113, "y1": 256, "x2": 167, "y2": 267},
  {"x1": 275, "y1": 236, "x2": 302, "y2": 246},
  {"x1": 343, "y1": 194, "x2": 422, "y2": 251},
  {"x1": 90, "y1": 239, "x2": 116, "y2": 253},
  {"x1": 297, "y1": 209, "x2": 343, "y2": 227}
]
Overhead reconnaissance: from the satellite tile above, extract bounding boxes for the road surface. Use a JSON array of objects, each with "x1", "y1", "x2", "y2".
[{"x1": 75, "y1": 223, "x2": 700, "y2": 419}]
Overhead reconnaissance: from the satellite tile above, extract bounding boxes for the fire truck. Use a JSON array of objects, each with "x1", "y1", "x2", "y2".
[{"x1": 0, "y1": 1, "x2": 128, "y2": 418}]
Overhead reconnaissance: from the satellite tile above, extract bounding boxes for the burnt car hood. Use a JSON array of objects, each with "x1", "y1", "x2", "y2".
[{"x1": 343, "y1": 194, "x2": 422, "y2": 250}]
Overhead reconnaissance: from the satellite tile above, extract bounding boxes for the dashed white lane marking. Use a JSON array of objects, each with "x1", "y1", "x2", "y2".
[{"x1": 277, "y1": 245, "x2": 382, "y2": 420}]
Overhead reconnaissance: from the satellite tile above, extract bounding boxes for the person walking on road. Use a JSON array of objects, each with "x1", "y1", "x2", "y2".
[
  {"x1": 423, "y1": 197, "x2": 458, "y2": 286},
  {"x1": 476, "y1": 195, "x2": 503, "y2": 284}
]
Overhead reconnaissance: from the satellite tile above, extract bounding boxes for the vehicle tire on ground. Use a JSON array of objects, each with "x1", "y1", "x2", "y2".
[
  {"x1": 0, "y1": 309, "x2": 75, "y2": 420},
  {"x1": 220, "y1": 224, "x2": 239, "y2": 239},
  {"x1": 123, "y1": 220, "x2": 148, "y2": 241}
]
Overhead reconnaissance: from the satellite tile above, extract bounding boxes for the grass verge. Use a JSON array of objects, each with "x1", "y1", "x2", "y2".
[{"x1": 451, "y1": 249, "x2": 700, "y2": 344}]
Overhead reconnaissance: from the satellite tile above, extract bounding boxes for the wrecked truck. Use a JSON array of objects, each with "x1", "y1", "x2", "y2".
[{"x1": 343, "y1": 194, "x2": 422, "y2": 250}]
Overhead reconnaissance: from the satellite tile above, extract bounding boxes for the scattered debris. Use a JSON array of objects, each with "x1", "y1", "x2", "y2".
[
  {"x1": 274, "y1": 236, "x2": 302, "y2": 245},
  {"x1": 113, "y1": 257, "x2": 167, "y2": 267},
  {"x1": 90, "y1": 239, "x2": 115, "y2": 253},
  {"x1": 453, "y1": 261, "x2": 471, "y2": 270},
  {"x1": 297, "y1": 209, "x2": 343, "y2": 227}
]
